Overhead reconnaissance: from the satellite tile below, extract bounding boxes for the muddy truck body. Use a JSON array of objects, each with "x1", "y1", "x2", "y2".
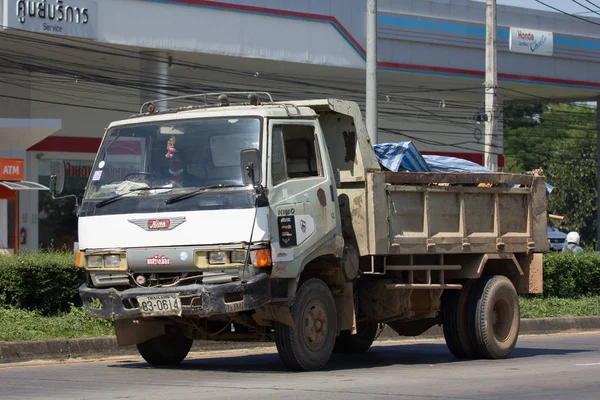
[{"x1": 51, "y1": 93, "x2": 547, "y2": 371}]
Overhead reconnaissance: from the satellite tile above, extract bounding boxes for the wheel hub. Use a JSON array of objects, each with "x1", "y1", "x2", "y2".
[
  {"x1": 302, "y1": 299, "x2": 328, "y2": 351},
  {"x1": 491, "y1": 295, "x2": 513, "y2": 342}
]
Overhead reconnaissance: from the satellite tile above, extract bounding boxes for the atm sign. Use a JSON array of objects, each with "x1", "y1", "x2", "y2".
[{"x1": 0, "y1": 158, "x2": 24, "y2": 181}]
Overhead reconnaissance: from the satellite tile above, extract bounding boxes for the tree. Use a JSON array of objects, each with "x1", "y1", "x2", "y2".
[{"x1": 503, "y1": 102, "x2": 597, "y2": 246}]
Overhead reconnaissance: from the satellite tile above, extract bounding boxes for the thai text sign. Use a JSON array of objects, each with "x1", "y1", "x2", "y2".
[
  {"x1": 2, "y1": 0, "x2": 98, "y2": 40},
  {"x1": 509, "y1": 27, "x2": 553, "y2": 56}
]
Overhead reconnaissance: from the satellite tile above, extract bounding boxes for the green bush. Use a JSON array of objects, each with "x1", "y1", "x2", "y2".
[
  {"x1": 0, "y1": 249, "x2": 598, "y2": 316},
  {"x1": 0, "y1": 251, "x2": 83, "y2": 316},
  {"x1": 542, "y1": 252, "x2": 600, "y2": 298}
]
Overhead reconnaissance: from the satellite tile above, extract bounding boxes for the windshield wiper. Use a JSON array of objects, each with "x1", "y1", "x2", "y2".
[
  {"x1": 95, "y1": 187, "x2": 171, "y2": 209},
  {"x1": 165, "y1": 184, "x2": 245, "y2": 205}
]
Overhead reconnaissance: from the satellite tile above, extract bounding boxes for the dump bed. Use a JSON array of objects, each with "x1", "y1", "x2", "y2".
[
  {"x1": 363, "y1": 170, "x2": 549, "y2": 256},
  {"x1": 295, "y1": 98, "x2": 549, "y2": 258}
]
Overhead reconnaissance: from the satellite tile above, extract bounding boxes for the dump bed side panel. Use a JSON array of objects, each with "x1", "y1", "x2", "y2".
[{"x1": 369, "y1": 171, "x2": 548, "y2": 256}]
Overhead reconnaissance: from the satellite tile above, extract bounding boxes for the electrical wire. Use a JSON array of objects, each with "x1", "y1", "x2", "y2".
[
  {"x1": 584, "y1": 0, "x2": 600, "y2": 11},
  {"x1": 572, "y1": 0, "x2": 600, "y2": 16},
  {"x1": 533, "y1": 0, "x2": 600, "y2": 26},
  {"x1": 0, "y1": 22, "x2": 595, "y2": 167}
]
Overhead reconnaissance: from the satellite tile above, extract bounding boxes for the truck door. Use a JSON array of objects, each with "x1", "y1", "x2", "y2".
[{"x1": 267, "y1": 120, "x2": 339, "y2": 278}]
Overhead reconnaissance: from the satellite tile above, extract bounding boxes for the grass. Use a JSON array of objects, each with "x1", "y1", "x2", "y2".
[
  {"x1": 519, "y1": 296, "x2": 600, "y2": 319},
  {"x1": 0, "y1": 297, "x2": 598, "y2": 342},
  {"x1": 0, "y1": 306, "x2": 114, "y2": 342}
]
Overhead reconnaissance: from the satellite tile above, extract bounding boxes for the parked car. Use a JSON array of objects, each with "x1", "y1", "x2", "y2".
[{"x1": 547, "y1": 226, "x2": 567, "y2": 251}]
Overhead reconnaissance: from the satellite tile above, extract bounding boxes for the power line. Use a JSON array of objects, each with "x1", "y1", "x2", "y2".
[
  {"x1": 572, "y1": 0, "x2": 600, "y2": 17},
  {"x1": 0, "y1": 22, "x2": 594, "y2": 165},
  {"x1": 584, "y1": 0, "x2": 600, "y2": 11},
  {"x1": 0, "y1": 93, "x2": 132, "y2": 113},
  {"x1": 500, "y1": 86, "x2": 598, "y2": 111},
  {"x1": 534, "y1": 0, "x2": 600, "y2": 26}
]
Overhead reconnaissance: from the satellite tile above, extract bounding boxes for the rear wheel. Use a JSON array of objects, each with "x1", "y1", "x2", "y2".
[
  {"x1": 275, "y1": 278, "x2": 337, "y2": 371},
  {"x1": 469, "y1": 275, "x2": 520, "y2": 359},
  {"x1": 442, "y1": 280, "x2": 479, "y2": 359},
  {"x1": 136, "y1": 330, "x2": 193, "y2": 366},
  {"x1": 334, "y1": 319, "x2": 379, "y2": 354}
]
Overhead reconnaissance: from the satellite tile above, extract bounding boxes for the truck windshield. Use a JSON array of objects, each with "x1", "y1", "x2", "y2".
[{"x1": 84, "y1": 117, "x2": 260, "y2": 200}]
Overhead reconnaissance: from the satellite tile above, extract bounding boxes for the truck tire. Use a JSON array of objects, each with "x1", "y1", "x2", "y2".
[
  {"x1": 442, "y1": 280, "x2": 480, "y2": 359},
  {"x1": 274, "y1": 278, "x2": 337, "y2": 371},
  {"x1": 469, "y1": 275, "x2": 520, "y2": 359},
  {"x1": 333, "y1": 319, "x2": 379, "y2": 354},
  {"x1": 136, "y1": 331, "x2": 193, "y2": 366}
]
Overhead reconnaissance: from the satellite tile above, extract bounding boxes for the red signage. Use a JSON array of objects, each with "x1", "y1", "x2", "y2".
[
  {"x1": 147, "y1": 219, "x2": 171, "y2": 230},
  {"x1": 146, "y1": 255, "x2": 170, "y2": 265},
  {"x1": 0, "y1": 158, "x2": 24, "y2": 181}
]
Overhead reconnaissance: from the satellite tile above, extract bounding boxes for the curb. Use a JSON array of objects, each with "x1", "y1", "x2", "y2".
[{"x1": 1, "y1": 317, "x2": 599, "y2": 364}]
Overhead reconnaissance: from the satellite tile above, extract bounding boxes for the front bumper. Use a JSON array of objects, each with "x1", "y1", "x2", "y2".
[{"x1": 79, "y1": 273, "x2": 271, "y2": 320}]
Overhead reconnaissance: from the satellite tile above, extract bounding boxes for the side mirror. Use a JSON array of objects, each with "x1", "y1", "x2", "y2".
[
  {"x1": 240, "y1": 148, "x2": 262, "y2": 186},
  {"x1": 50, "y1": 159, "x2": 66, "y2": 196}
]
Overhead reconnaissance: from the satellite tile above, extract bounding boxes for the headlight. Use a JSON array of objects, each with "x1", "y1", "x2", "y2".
[
  {"x1": 87, "y1": 256, "x2": 103, "y2": 268},
  {"x1": 104, "y1": 255, "x2": 121, "y2": 268},
  {"x1": 231, "y1": 251, "x2": 247, "y2": 264},
  {"x1": 208, "y1": 251, "x2": 227, "y2": 264}
]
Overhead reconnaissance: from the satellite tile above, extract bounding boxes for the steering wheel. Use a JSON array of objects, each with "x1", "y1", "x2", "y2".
[{"x1": 123, "y1": 172, "x2": 158, "y2": 180}]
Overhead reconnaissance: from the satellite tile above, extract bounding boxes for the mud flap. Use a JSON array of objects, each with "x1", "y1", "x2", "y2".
[
  {"x1": 114, "y1": 319, "x2": 166, "y2": 347},
  {"x1": 253, "y1": 304, "x2": 297, "y2": 330}
]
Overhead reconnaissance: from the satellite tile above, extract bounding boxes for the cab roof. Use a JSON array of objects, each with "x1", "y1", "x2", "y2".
[{"x1": 109, "y1": 102, "x2": 321, "y2": 129}]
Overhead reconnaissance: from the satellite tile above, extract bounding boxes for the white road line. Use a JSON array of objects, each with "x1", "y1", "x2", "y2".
[{"x1": 575, "y1": 362, "x2": 600, "y2": 366}]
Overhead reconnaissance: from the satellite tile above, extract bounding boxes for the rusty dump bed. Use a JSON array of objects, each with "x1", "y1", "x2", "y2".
[{"x1": 363, "y1": 170, "x2": 549, "y2": 256}]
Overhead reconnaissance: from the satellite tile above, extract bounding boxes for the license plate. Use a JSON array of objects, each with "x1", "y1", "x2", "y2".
[{"x1": 137, "y1": 293, "x2": 182, "y2": 316}]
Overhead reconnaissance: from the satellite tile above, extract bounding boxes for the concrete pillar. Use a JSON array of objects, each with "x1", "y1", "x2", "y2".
[
  {"x1": 496, "y1": 94, "x2": 504, "y2": 171},
  {"x1": 19, "y1": 152, "x2": 40, "y2": 251},
  {"x1": 596, "y1": 96, "x2": 600, "y2": 250},
  {"x1": 140, "y1": 51, "x2": 170, "y2": 112},
  {"x1": 0, "y1": 199, "x2": 7, "y2": 251}
]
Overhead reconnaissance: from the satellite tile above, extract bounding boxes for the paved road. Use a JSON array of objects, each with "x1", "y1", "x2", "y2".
[{"x1": 1, "y1": 333, "x2": 600, "y2": 400}]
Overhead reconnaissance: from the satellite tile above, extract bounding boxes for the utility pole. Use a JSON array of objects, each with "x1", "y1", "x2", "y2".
[
  {"x1": 596, "y1": 96, "x2": 600, "y2": 249},
  {"x1": 366, "y1": 0, "x2": 378, "y2": 144},
  {"x1": 484, "y1": 0, "x2": 498, "y2": 171}
]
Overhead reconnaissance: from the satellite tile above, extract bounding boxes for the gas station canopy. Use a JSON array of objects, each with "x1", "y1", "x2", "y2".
[
  {"x1": 0, "y1": 181, "x2": 48, "y2": 191},
  {"x1": 0, "y1": 119, "x2": 62, "y2": 150}
]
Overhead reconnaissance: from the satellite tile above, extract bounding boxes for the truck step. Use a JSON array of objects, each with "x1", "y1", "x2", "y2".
[
  {"x1": 385, "y1": 264, "x2": 461, "y2": 271},
  {"x1": 384, "y1": 283, "x2": 463, "y2": 290}
]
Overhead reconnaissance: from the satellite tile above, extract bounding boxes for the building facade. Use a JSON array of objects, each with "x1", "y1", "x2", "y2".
[{"x1": 1, "y1": 0, "x2": 600, "y2": 251}]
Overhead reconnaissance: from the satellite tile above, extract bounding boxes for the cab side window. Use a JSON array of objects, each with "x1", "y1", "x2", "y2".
[{"x1": 271, "y1": 124, "x2": 322, "y2": 186}]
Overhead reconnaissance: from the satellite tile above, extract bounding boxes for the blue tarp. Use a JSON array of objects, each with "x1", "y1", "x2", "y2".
[
  {"x1": 422, "y1": 155, "x2": 491, "y2": 173},
  {"x1": 373, "y1": 141, "x2": 554, "y2": 194},
  {"x1": 373, "y1": 142, "x2": 430, "y2": 173}
]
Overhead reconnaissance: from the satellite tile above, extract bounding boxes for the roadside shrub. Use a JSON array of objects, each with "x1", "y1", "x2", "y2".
[
  {"x1": 0, "y1": 305, "x2": 113, "y2": 342},
  {"x1": 0, "y1": 251, "x2": 83, "y2": 315},
  {"x1": 543, "y1": 252, "x2": 600, "y2": 298}
]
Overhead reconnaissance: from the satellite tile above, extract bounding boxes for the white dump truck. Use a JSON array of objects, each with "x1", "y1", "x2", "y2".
[{"x1": 50, "y1": 92, "x2": 547, "y2": 371}]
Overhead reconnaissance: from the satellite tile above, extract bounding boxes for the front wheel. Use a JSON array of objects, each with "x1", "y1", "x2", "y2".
[
  {"x1": 274, "y1": 278, "x2": 337, "y2": 371},
  {"x1": 469, "y1": 275, "x2": 520, "y2": 359},
  {"x1": 136, "y1": 331, "x2": 193, "y2": 366}
]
